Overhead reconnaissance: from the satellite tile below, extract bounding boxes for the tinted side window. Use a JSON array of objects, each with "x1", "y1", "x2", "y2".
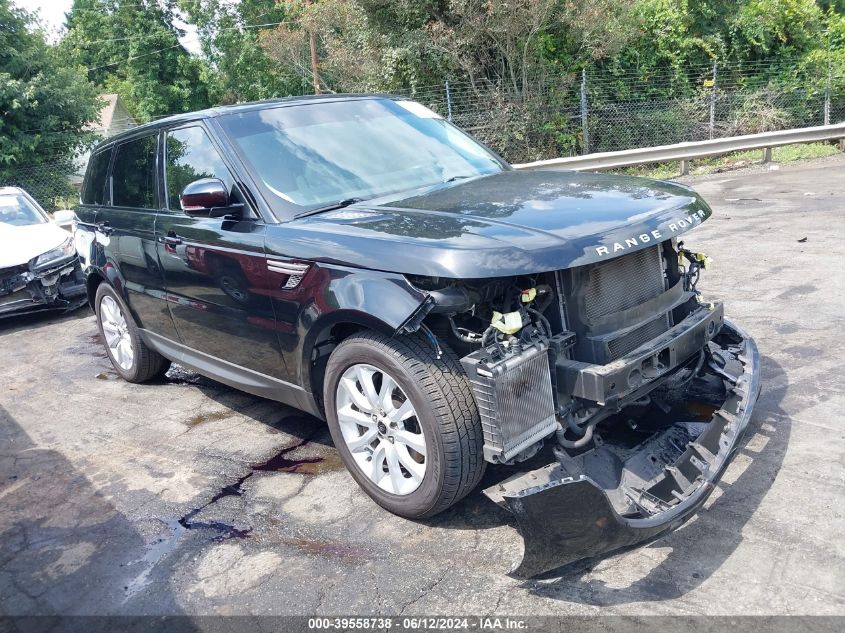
[
  {"x1": 81, "y1": 148, "x2": 112, "y2": 205},
  {"x1": 112, "y1": 134, "x2": 158, "y2": 209},
  {"x1": 165, "y1": 127, "x2": 234, "y2": 211}
]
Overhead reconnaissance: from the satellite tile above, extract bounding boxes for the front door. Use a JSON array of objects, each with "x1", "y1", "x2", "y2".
[{"x1": 155, "y1": 124, "x2": 286, "y2": 378}]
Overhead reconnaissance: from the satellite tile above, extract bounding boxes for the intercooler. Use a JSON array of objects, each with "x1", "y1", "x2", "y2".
[
  {"x1": 560, "y1": 243, "x2": 672, "y2": 364},
  {"x1": 461, "y1": 341, "x2": 557, "y2": 463}
]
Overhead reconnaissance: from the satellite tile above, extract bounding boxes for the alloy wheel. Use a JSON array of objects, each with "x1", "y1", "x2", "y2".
[
  {"x1": 100, "y1": 295, "x2": 134, "y2": 371},
  {"x1": 335, "y1": 363, "x2": 427, "y2": 495}
]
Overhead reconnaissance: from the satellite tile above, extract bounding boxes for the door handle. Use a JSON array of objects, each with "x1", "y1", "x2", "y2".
[{"x1": 163, "y1": 232, "x2": 183, "y2": 246}]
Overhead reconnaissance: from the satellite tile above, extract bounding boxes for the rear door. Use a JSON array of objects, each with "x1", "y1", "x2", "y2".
[
  {"x1": 75, "y1": 145, "x2": 112, "y2": 271},
  {"x1": 155, "y1": 123, "x2": 286, "y2": 378},
  {"x1": 101, "y1": 132, "x2": 177, "y2": 339}
]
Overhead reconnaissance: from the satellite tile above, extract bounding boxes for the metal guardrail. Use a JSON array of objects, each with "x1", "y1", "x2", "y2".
[{"x1": 513, "y1": 122, "x2": 845, "y2": 172}]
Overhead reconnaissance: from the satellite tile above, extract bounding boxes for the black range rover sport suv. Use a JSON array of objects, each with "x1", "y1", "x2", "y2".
[{"x1": 76, "y1": 95, "x2": 761, "y2": 576}]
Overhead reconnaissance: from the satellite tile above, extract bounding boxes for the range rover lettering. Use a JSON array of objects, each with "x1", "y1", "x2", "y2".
[{"x1": 75, "y1": 96, "x2": 761, "y2": 577}]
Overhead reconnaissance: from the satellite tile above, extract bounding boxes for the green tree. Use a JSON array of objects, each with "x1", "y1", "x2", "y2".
[
  {"x1": 585, "y1": 0, "x2": 717, "y2": 102},
  {"x1": 61, "y1": 0, "x2": 210, "y2": 121},
  {"x1": 0, "y1": 0, "x2": 99, "y2": 205},
  {"x1": 729, "y1": 0, "x2": 826, "y2": 62},
  {"x1": 178, "y1": 0, "x2": 302, "y2": 103}
]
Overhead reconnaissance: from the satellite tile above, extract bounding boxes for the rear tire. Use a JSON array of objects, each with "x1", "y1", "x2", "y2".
[
  {"x1": 95, "y1": 283, "x2": 170, "y2": 383},
  {"x1": 324, "y1": 331, "x2": 485, "y2": 519}
]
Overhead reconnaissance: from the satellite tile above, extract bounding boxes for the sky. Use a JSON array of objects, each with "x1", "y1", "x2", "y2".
[{"x1": 11, "y1": 0, "x2": 202, "y2": 53}]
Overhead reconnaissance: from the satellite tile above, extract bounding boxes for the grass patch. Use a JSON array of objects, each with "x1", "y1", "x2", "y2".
[{"x1": 613, "y1": 141, "x2": 841, "y2": 179}]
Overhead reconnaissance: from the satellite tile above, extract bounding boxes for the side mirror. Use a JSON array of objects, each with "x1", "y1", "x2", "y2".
[
  {"x1": 53, "y1": 209, "x2": 76, "y2": 231},
  {"x1": 180, "y1": 178, "x2": 242, "y2": 218}
]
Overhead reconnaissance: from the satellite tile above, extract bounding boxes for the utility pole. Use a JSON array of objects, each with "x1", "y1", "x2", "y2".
[
  {"x1": 309, "y1": 28, "x2": 320, "y2": 95},
  {"x1": 305, "y1": 0, "x2": 321, "y2": 94},
  {"x1": 292, "y1": 0, "x2": 320, "y2": 94}
]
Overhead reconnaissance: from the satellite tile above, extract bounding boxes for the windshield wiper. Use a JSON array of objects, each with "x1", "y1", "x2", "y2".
[
  {"x1": 294, "y1": 197, "x2": 365, "y2": 219},
  {"x1": 444, "y1": 174, "x2": 475, "y2": 183}
]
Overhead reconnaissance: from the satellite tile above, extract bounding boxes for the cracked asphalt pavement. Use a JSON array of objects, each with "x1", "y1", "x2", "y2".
[{"x1": 2, "y1": 156, "x2": 844, "y2": 616}]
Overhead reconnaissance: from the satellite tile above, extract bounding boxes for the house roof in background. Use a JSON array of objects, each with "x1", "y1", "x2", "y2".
[
  {"x1": 97, "y1": 94, "x2": 119, "y2": 131},
  {"x1": 90, "y1": 94, "x2": 135, "y2": 134}
]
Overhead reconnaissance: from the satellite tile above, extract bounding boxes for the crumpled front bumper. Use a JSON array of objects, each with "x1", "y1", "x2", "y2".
[
  {"x1": 487, "y1": 320, "x2": 761, "y2": 578},
  {"x1": 0, "y1": 257, "x2": 86, "y2": 318}
]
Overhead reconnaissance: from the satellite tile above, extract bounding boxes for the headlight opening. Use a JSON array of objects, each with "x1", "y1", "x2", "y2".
[{"x1": 32, "y1": 237, "x2": 75, "y2": 269}]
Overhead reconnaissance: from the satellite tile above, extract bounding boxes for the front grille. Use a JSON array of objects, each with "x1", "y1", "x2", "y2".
[
  {"x1": 461, "y1": 342, "x2": 557, "y2": 463},
  {"x1": 585, "y1": 245, "x2": 666, "y2": 320}
]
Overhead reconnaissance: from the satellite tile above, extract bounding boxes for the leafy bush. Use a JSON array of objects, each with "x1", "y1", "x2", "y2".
[{"x1": 725, "y1": 89, "x2": 794, "y2": 134}]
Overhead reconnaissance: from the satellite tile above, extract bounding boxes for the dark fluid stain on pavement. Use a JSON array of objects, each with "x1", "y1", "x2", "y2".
[
  {"x1": 124, "y1": 515, "x2": 249, "y2": 599},
  {"x1": 185, "y1": 410, "x2": 231, "y2": 428},
  {"x1": 177, "y1": 473, "x2": 254, "y2": 541},
  {"x1": 283, "y1": 537, "x2": 367, "y2": 561},
  {"x1": 278, "y1": 450, "x2": 344, "y2": 475},
  {"x1": 252, "y1": 450, "x2": 325, "y2": 475},
  {"x1": 777, "y1": 283, "x2": 817, "y2": 299},
  {"x1": 123, "y1": 518, "x2": 187, "y2": 598},
  {"x1": 168, "y1": 435, "x2": 341, "y2": 547},
  {"x1": 69, "y1": 332, "x2": 109, "y2": 359},
  {"x1": 181, "y1": 518, "x2": 252, "y2": 542},
  {"x1": 782, "y1": 345, "x2": 823, "y2": 360},
  {"x1": 251, "y1": 431, "x2": 344, "y2": 475}
]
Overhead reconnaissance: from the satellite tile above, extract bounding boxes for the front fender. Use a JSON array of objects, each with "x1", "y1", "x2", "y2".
[
  {"x1": 314, "y1": 268, "x2": 429, "y2": 332},
  {"x1": 296, "y1": 266, "x2": 429, "y2": 394}
]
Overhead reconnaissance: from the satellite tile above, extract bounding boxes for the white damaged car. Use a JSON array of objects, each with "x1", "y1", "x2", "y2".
[{"x1": 0, "y1": 186, "x2": 86, "y2": 318}]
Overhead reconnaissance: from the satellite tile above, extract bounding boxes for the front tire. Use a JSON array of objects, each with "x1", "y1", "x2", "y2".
[
  {"x1": 324, "y1": 331, "x2": 485, "y2": 519},
  {"x1": 95, "y1": 283, "x2": 170, "y2": 383}
]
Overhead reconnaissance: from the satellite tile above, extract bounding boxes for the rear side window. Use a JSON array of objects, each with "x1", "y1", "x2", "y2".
[
  {"x1": 112, "y1": 134, "x2": 158, "y2": 209},
  {"x1": 81, "y1": 148, "x2": 112, "y2": 205},
  {"x1": 164, "y1": 126, "x2": 234, "y2": 211}
]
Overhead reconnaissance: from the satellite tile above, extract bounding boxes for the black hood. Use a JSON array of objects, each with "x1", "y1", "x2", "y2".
[{"x1": 269, "y1": 170, "x2": 712, "y2": 278}]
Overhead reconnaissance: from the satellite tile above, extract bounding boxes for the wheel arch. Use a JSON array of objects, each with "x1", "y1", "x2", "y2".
[
  {"x1": 297, "y1": 267, "x2": 433, "y2": 409},
  {"x1": 85, "y1": 269, "x2": 107, "y2": 311},
  {"x1": 303, "y1": 311, "x2": 398, "y2": 413}
]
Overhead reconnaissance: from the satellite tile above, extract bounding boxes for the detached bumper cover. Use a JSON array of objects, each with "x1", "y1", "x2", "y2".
[
  {"x1": 491, "y1": 320, "x2": 760, "y2": 578},
  {"x1": 0, "y1": 257, "x2": 86, "y2": 318}
]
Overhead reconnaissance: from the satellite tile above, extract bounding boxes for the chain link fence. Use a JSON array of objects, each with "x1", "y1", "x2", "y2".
[
  {"x1": 0, "y1": 162, "x2": 81, "y2": 212},
  {"x1": 3, "y1": 61, "x2": 844, "y2": 208},
  {"x1": 397, "y1": 61, "x2": 845, "y2": 164}
]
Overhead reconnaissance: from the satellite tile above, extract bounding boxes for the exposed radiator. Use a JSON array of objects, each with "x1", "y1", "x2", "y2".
[
  {"x1": 559, "y1": 243, "x2": 673, "y2": 364},
  {"x1": 584, "y1": 245, "x2": 666, "y2": 320},
  {"x1": 461, "y1": 342, "x2": 557, "y2": 464}
]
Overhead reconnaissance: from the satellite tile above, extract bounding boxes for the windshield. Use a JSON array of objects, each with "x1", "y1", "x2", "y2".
[
  {"x1": 0, "y1": 194, "x2": 48, "y2": 227},
  {"x1": 217, "y1": 98, "x2": 505, "y2": 213}
]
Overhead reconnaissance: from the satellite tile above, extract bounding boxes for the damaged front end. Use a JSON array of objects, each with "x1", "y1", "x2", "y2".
[
  {"x1": 0, "y1": 257, "x2": 86, "y2": 318},
  {"x1": 412, "y1": 237, "x2": 761, "y2": 577},
  {"x1": 484, "y1": 321, "x2": 759, "y2": 577}
]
